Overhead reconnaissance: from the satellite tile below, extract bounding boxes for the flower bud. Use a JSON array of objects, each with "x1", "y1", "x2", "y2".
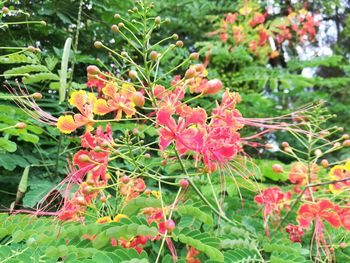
[
  {"x1": 343, "y1": 140, "x2": 350, "y2": 147},
  {"x1": 281, "y1": 141, "x2": 289, "y2": 148},
  {"x1": 149, "y1": 51, "x2": 158, "y2": 61},
  {"x1": 118, "y1": 22, "x2": 124, "y2": 28},
  {"x1": 165, "y1": 219, "x2": 176, "y2": 232},
  {"x1": 314, "y1": 149, "x2": 322, "y2": 157},
  {"x1": 122, "y1": 176, "x2": 130, "y2": 184},
  {"x1": 342, "y1": 134, "x2": 349, "y2": 140},
  {"x1": 133, "y1": 128, "x2": 139, "y2": 136},
  {"x1": 144, "y1": 153, "x2": 151, "y2": 159},
  {"x1": 78, "y1": 154, "x2": 90, "y2": 163},
  {"x1": 121, "y1": 51, "x2": 128, "y2": 57},
  {"x1": 203, "y1": 79, "x2": 222, "y2": 95},
  {"x1": 76, "y1": 196, "x2": 86, "y2": 205},
  {"x1": 94, "y1": 41, "x2": 103, "y2": 48},
  {"x1": 338, "y1": 127, "x2": 344, "y2": 132},
  {"x1": 172, "y1": 34, "x2": 179, "y2": 40},
  {"x1": 15, "y1": 122, "x2": 26, "y2": 129},
  {"x1": 128, "y1": 70, "x2": 137, "y2": 79},
  {"x1": 272, "y1": 164, "x2": 283, "y2": 173},
  {"x1": 185, "y1": 68, "x2": 196, "y2": 79},
  {"x1": 179, "y1": 179, "x2": 189, "y2": 188},
  {"x1": 144, "y1": 189, "x2": 151, "y2": 195},
  {"x1": 319, "y1": 130, "x2": 330, "y2": 137},
  {"x1": 265, "y1": 143, "x2": 274, "y2": 149},
  {"x1": 100, "y1": 196, "x2": 107, "y2": 203},
  {"x1": 27, "y1": 46, "x2": 36, "y2": 52},
  {"x1": 284, "y1": 147, "x2": 292, "y2": 153},
  {"x1": 87, "y1": 65, "x2": 100, "y2": 75},
  {"x1": 111, "y1": 24, "x2": 119, "y2": 32},
  {"x1": 176, "y1": 41, "x2": 184, "y2": 48},
  {"x1": 114, "y1": 13, "x2": 121, "y2": 19},
  {"x1": 334, "y1": 142, "x2": 341, "y2": 148},
  {"x1": 32, "y1": 92, "x2": 43, "y2": 100},
  {"x1": 155, "y1": 16, "x2": 161, "y2": 25},
  {"x1": 161, "y1": 159, "x2": 167, "y2": 166},
  {"x1": 132, "y1": 92, "x2": 145, "y2": 107},
  {"x1": 321, "y1": 159, "x2": 329, "y2": 168},
  {"x1": 340, "y1": 242, "x2": 347, "y2": 249},
  {"x1": 94, "y1": 146, "x2": 102, "y2": 152},
  {"x1": 195, "y1": 64, "x2": 205, "y2": 72},
  {"x1": 86, "y1": 179, "x2": 95, "y2": 185},
  {"x1": 190, "y1": 52, "x2": 199, "y2": 60},
  {"x1": 132, "y1": 7, "x2": 138, "y2": 12},
  {"x1": 2, "y1": 7, "x2": 9, "y2": 14},
  {"x1": 165, "y1": 18, "x2": 170, "y2": 24},
  {"x1": 40, "y1": 21, "x2": 47, "y2": 26}
]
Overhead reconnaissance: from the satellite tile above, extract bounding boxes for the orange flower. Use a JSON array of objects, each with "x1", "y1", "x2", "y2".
[
  {"x1": 288, "y1": 162, "x2": 319, "y2": 193},
  {"x1": 57, "y1": 90, "x2": 96, "y2": 134},
  {"x1": 94, "y1": 82, "x2": 137, "y2": 120}
]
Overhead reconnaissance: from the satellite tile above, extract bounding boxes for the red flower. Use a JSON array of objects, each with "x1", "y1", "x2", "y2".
[
  {"x1": 86, "y1": 73, "x2": 107, "y2": 93},
  {"x1": 225, "y1": 13, "x2": 238, "y2": 24},
  {"x1": 255, "y1": 187, "x2": 292, "y2": 236},
  {"x1": 336, "y1": 206, "x2": 350, "y2": 231},
  {"x1": 186, "y1": 247, "x2": 201, "y2": 263},
  {"x1": 119, "y1": 178, "x2": 146, "y2": 201},
  {"x1": 285, "y1": 224, "x2": 304, "y2": 243},
  {"x1": 157, "y1": 107, "x2": 206, "y2": 154},
  {"x1": 249, "y1": 12, "x2": 265, "y2": 27},
  {"x1": 297, "y1": 200, "x2": 341, "y2": 230},
  {"x1": 73, "y1": 149, "x2": 109, "y2": 182}
]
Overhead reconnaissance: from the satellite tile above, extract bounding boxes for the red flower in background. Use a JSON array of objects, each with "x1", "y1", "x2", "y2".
[
  {"x1": 255, "y1": 187, "x2": 292, "y2": 236},
  {"x1": 288, "y1": 162, "x2": 319, "y2": 193},
  {"x1": 119, "y1": 178, "x2": 146, "y2": 201},
  {"x1": 285, "y1": 223, "x2": 304, "y2": 243},
  {"x1": 86, "y1": 73, "x2": 107, "y2": 93},
  {"x1": 249, "y1": 12, "x2": 265, "y2": 27}
]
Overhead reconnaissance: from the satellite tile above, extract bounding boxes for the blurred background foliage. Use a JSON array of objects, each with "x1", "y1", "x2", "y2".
[{"x1": 0, "y1": 0, "x2": 349, "y2": 208}]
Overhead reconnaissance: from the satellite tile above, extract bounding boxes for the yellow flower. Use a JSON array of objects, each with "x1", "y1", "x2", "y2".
[{"x1": 329, "y1": 161, "x2": 350, "y2": 194}]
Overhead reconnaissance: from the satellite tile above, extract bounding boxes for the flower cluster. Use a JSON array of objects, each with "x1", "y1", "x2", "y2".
[
  {"x1": 155, "y1": 66, "x2": 243, "y2": 173},
  {"x1": 209, "y1": 3, "x2": 320, "y2": 60},
  {"x1": 57, "y1": 74, "x2": 145, "y2": 134}
]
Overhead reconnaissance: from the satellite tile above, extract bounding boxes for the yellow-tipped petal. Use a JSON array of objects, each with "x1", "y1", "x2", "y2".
[
  {"x1": 94, "y1": 99, "x2": 111, "y2": 115},
  {"x1": 102, "y1": 82, "x2": 118, "y2": 98},
  {"x1": 68, "y1": 90, "x2": 86, "y2": 112},
  {"x1": 57, "y1": 115, "x2": 78, "y2": 134}
]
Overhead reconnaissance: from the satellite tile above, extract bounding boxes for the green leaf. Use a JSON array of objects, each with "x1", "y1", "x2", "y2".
[
  {"x1": 12, "y1": 230, "x2": 25, "y2": 243},
  {"x1": 122, "y1": 197, "x2": 162, "y2": 216},
  {"x1": 177, "y1": 205, "x2": 213, "y2": 226},
  {"x1": 22, "y1": 72, "x2": 60, "y2": 84},
  {"x1": 92, "y1": 252, "x2": 113, "y2": 263},
  {"x1": 0, "y1": 137, "x2": 17, "y2": 152},
  {"x1": 4, "y1": 64, "x2": 48, "y2": 77}
]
